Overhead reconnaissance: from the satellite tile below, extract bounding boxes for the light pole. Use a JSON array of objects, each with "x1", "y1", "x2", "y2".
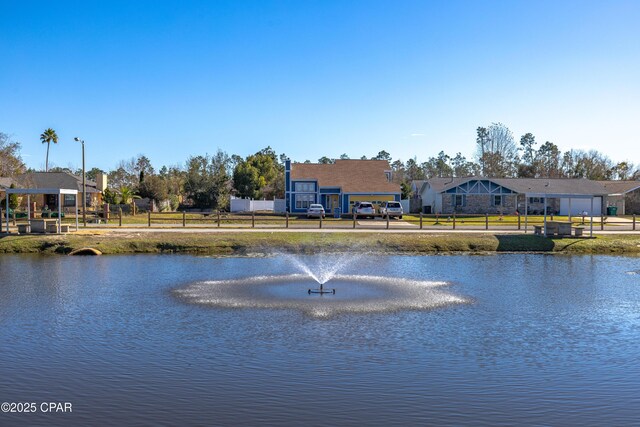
[{"x1": 74, "y1": 137, "x2": 86, "y2": 226}]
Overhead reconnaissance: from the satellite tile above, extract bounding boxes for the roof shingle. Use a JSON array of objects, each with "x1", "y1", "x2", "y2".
[
  {"x1": 291, "y1": 160, "x2": 400, "y2": 193},
  {"x1": 426, "y1": 176, "x2": 640, "y2": 196},
  {"x1": 16, "y1": 172, "x2": 100, "y2": 193}
]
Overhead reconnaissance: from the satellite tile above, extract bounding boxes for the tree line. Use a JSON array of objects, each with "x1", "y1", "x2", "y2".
[{"x1": 0, "y1": 123, "x2": 638, "y2": 211}]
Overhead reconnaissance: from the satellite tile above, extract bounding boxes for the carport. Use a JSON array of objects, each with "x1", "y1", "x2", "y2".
[{"x1": 4, "y1": 187, "x2": 79, "y2": 233}]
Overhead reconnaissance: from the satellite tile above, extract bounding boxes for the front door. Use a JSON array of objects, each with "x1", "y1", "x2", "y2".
[{"x1": 326, "y1": 195, "x2": 339, "y2": 212}]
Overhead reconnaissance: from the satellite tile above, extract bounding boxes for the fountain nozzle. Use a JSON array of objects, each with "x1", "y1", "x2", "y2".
[{"x1": 308, "y1": 282, "x2": 336, "y2": 295}]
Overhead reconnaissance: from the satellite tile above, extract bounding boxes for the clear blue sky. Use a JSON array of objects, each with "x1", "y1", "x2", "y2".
[{"x1": 1, "y1": 0, "x2": 639, "y2": 172}]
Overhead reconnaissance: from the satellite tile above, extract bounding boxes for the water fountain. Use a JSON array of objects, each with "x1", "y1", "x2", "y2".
[{"x1": 174, "y1": 253, "x2": 469, "y2": 317}]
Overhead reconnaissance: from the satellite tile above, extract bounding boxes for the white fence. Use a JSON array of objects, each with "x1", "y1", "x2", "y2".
[{"x1": 230, "y1": 198, "x2": 286, "y2": 213}]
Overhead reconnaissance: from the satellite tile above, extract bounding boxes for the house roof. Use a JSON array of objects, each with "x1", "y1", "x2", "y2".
[
  {"x1": 598, "y1": 180, "x2": 640, "y2": 195},
  {"x1": 410, "y1": 180, "x2": 426, "y2": 188},
  {"x1": 428, "y1": 176, "x2": 613, "y2": 196},
  {"x1": 422, "y1": 177, "x2": 471, "y2": 193},
  {"x1": 290, "y1": 160, "x2": 400, "y2": 193},
  {"x1": 16, "y1": 172, "x2": 100, "y2": 193},
  {"x1": 0, "y1": 177, "x2": 14, "y2": 189},
  {"x1": 489, "y1": 178, "x2": 609, "y2": 196}
]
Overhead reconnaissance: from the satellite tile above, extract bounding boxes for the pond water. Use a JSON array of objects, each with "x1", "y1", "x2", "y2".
[{"x1": 1, "y1": 253, "x2": 640, "y2": 426}]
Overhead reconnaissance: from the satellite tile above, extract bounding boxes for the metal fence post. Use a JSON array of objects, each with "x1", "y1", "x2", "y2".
[
  {"x1": 633, "y1": 214, "x2": 636, "y2": 231},
  {"x1": 353, "y1": 213, "x2": 357, "y2": 229},
  {"x1": 419, "y1": 212, "x2": 423, "y2": 229},
  {"x1": 119, "y1": 208, "x2": 122, "y2": 227},
  {"x1": 601, "y1": 214, "x2": 604, "y2": 231},
  {"x1": 386, "y1": 213, "x2": 390, "y2": 229},
  {"x1": 453, "y1": 212, "x2": 456, "y2": 230},
  {"x1": 518, "y1": 214, "x2": 521, "y2": 230},
  {"x1": 217, "y1": 210, "x2": 221, "y2": 228},
  {"x1": 148, "y1": 210, "x2": 151, "y2": 227},
  {"x1": 319, "y1": 214, "x2": 323, "y2": 229},
  {"x1": 485, "y1": 213, "x2": 489, "y2": 230},
  {"x1": 252, "y1": 211, "x2": 255, "y2": 228},
  {"x1": 286, "y1": 211, "x2": 289, "y2": 228},
  {"x1": 182, "y1": 211, "x2": 186, "y2": 227}
]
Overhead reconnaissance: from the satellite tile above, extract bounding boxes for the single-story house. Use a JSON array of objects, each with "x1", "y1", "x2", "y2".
[
  {"x1": 285, "y1": 159, "x2": 401, "y2": 214},
  {"x1": 11, "y1": 172, "x2": 107, "y2": 212},
  {"x1": 418, "y1": 177, "x2": 633, "y2": 216},
  {"x1": 600, "y1": 181, "x2": 640, "y2": 215}
]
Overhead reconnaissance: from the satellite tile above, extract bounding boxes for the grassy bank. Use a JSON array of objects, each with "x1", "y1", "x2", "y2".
[{"x1": 1, "y1": 231, "x2": 639, "y2": 256}]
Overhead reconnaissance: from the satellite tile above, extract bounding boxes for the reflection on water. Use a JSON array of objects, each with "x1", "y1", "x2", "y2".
[
  {"x1": 174, "y1": 274, "x2": 468, "y2": 318},
  {"x1": 1, "y1": 254, "x2": 640, "y2": 426}
]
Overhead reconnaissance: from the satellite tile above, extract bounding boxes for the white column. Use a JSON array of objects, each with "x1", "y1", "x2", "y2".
[
  {"x1": 5, "y1": 192, "x2": 8, "y2": 233},
  {"x1": 58, "y1": 192, "x2": 62, "y2": 234},
  {"x1": 590, "y1": 197, "x2": 594, "y2": 237},
  {"x1": 75, "y1": 193, "x2": 79, "y2": 231},
  {"x1": 543, "y1": 197, "x2": 548, "y2": 237},
  {"x1": 524, "y1": 195, "x2": 528, "y2": 233}
]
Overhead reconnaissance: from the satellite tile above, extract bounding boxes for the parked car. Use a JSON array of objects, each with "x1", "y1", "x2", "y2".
[
  {"x1": 306, "y1": 204, "x2": 325, "y2": 219},
  {"x1": 379, "y1": 201, "x2": 403, "y2": 219},
  {"x1": 352, "y1": 201, "x2": 375, "y2": 218}
]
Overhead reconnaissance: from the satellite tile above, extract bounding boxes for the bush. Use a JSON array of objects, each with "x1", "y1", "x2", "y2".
[{"x1": 169, "y1": 195, "x2": 180, "y2": 211}]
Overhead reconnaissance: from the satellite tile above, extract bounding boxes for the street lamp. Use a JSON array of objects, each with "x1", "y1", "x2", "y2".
[{"x1": 74, "y1": 137, "x2": 86, "y2": 226}]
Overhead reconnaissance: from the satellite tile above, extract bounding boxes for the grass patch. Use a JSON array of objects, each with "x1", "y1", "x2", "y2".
[{"x1": 1, "y1": 231, "x2": 639, "y2": 256}]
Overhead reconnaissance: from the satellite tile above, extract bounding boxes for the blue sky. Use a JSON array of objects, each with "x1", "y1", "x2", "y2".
[{"x1": 1, "y1": 0, "x2": 639, "y2": 171}]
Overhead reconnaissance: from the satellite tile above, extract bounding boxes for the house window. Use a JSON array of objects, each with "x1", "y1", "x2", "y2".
[
  {"x1": 493, "y1": 195, "x2": 503, "y2": 206},
  {"x1": 64, "y1": 194, "x2": 76, "y2": 207},
  {"x1": 452, "y1": 194, "x2": 465, "y2": 207},
  {"x1": 295, "y1": 182, "x2": 314, "y2": 192},
  {"x1": 529, "y1": 197, "x2": 545, "y2": 204},
  {"x1": 295, "y1": 194, "x2": 314, "y2": 209}
]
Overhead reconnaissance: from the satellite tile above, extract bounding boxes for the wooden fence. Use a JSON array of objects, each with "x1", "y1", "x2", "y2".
[
  {"x1": 2, "y1": 207, "x2": 638, "y2": 232},
  {"x1": 140, "y1": 211, "x2": 638, "y2": 231}
]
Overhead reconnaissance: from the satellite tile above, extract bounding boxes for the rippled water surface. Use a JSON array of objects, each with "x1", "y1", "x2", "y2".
[{"x1": 1, "y1": 254, "x2": 640, "y2": 426}]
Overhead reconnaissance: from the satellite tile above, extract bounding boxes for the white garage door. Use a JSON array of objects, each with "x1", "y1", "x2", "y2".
[{"x1": 559, "y1": 197, "x2": 602, "y2": 216}]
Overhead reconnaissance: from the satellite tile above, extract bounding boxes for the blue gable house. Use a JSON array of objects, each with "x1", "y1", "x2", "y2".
[{"x1": 285, "y1": 159, "x2": 401, "y2": 214}]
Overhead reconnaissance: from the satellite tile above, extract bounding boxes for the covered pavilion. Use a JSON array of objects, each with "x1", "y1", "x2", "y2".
[{"x1": 4, "y1": 187, "x2": 79, "y2": 234}]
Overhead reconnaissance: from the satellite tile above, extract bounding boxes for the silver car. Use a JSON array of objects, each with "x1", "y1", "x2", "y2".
[
  {"x1": 379, "y1": 201, "x2": 403, "y2": 219},
  {"x1": 352, "y1": 202, "x2": 375, "y2": 218},
  {"x1": 306, "y1": 204, "x2": 325, "y2": 218}
]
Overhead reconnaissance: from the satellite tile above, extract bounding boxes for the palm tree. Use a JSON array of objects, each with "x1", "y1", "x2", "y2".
[
  {"x1": 119, "y1": 185, "x2": 141, "y2": 214},
  {"x1": 40, "y1": 128, "x2": 58, "y2": 172}
]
